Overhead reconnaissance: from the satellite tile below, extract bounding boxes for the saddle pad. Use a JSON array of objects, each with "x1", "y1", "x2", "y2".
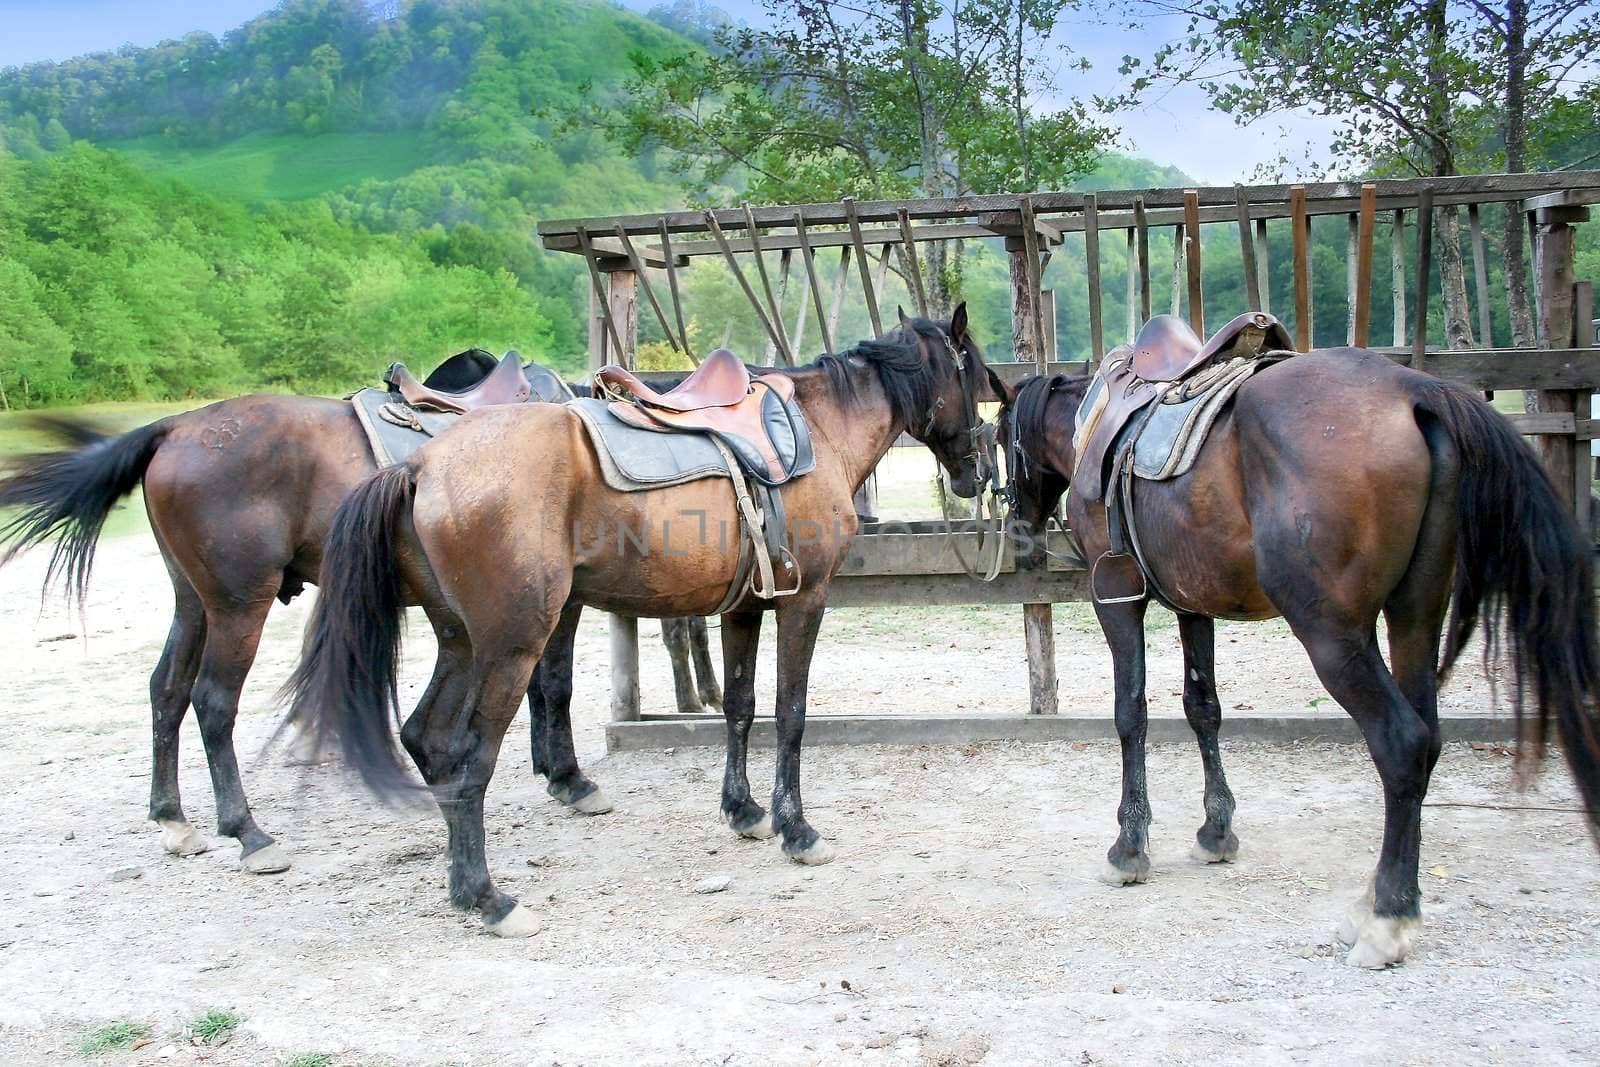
[
  {"x1": 1130, "y1": 356, "x2": 1278, "y2": 481},
  {"x1": 351, "y1": 387, "x2": 461, "y2": 468},
  {"x1": 569, "y1": 397, "x2": 732, "y2": 492}
]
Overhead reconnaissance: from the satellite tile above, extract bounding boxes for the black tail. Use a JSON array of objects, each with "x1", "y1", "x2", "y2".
[
  {"x1": 1418, "y1": 380, "x2": 1600, "y2": 840},
  {"x1": 280, "y1": 463, "x2": 418, "y2": 800},
  {"x1": 0, "y1": 416, "x2": 172, "y2": 602}
]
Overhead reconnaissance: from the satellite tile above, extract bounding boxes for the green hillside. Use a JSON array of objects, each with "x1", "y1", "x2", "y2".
[{"x1": 108, "y1": 129, "x2": 434, "y2": 202}]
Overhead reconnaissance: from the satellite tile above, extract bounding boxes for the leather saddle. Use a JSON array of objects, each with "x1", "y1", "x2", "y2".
[
  {"x1": 596, "y1": 349, "x2": 814, "y2": 487},
  {"x1": 1074, "y1": 311, "x2": 1292, "y2": 503},
  {"x1": 385, "y1": 351, "x2": 532, "y2": 414}
]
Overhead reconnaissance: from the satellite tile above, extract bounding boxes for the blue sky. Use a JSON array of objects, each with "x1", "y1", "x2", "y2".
[{"x1": 0, "y1": 0, "x2": 1336, "y2": 183}]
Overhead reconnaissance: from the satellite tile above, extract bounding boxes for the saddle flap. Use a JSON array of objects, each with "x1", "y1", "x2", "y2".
[
  {"x1": 605, "y1": 375, "x2": 813, "y2": 486},
  {"x1": 1072, "y1": 358, "x2": 1161, "y2": 503}
]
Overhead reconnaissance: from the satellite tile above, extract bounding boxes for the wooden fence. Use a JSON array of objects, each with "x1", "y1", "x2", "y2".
[{"x1": 538, "y1": 173, "x2": 1600, "y2": 743}]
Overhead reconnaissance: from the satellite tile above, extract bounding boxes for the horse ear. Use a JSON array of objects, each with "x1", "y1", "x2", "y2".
[
  {"x1": 951, "y1": 301, "x2": 969, "y2": 340},
  {"x1": 897, "y1": 305, "x2": 911, "y2": 327},
  {"x1": 985, "y1": 364, "x2": 1015, "y2": 405}
]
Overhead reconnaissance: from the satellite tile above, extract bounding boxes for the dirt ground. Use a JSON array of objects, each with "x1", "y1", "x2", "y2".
[{"x1": 2, "y1": 530, "x2": 1598, "y2": 1066}]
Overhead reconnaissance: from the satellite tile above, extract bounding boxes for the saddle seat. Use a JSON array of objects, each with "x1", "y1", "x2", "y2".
[
  {"x1": 1130, "y1": 311, "x2": 1293, "y2": 382},
  {"x1": 597, "y1": 349, "x2": 811, "y2": 487},
  {"x1": 596, "y1": 348, "x2": 752, "y2": 411},
  {"x1": 385, "y1": 351, "x2": 532, "y2": 415}
]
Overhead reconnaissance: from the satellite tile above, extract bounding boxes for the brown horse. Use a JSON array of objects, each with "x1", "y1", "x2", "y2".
[
  {"x1": 0, "y1": 354, "x2": 717, "y2": 874},
  {"x1": 282, "y1": 309, "x2": 1005, "y2": 936},
  {"x1": 1003, "y1": 347, "x2": 1600, "y2": 967}
]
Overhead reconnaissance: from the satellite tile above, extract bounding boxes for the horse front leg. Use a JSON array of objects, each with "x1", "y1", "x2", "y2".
[
  {"x1": 1096, "y1": 597, "x2": 1153, "y2": 885},
  {"x1": 1177, "y1": 612, "x2": 1239, "y2": 863},
  {"x1": 772, "y1": 593, "x2": 833, "y2": 864}
]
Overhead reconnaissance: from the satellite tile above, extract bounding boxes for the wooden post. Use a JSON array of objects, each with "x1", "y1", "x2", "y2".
[
  {"x1": 1254, "y1": 217, "x2": 1271, "y2": 314},
  {"x1": 1183, "y1": 190, "x2": 1204, "y2": 336},
  {"x1": 1084, "y1": 193, "x2": 1104, "y2": 359},
  {"x1": 1041, "y1": 289, "x2": 1058, "y2": 364},
  {"x1": 1468, "y1": 203, "x2": 1494, "y2": 347},
  {"x1": 1170, "y1": 224, "x2": 1184, "y2": 317},
  {"x1": 606, "y1": 266, "x2": 641, "y2": 722},
  {"x1": 1125, "y1": 227, "x2": 1137, "y2": 343},
  {"x1": 1134, "y1": 197, "x2": 1151, "y2": 325},
  {"x1": 1391, "y1": 209, "x2": 1407, "y2": 347},
  {"x1": 1291, "y1": 185, "x2": 1310, "y2": 350},
  {"x1": 1532, "y1": 201, "x2": 1589, "y2": 515},
  {"x1": 1012, "y1": 238, "x2": 1058, "y2": 716},
  {"x1": 1019, "y1": 196, "x2": 1048, "y2": 363},
  {"x1": 613, "y1": 223, "x2": 680, "y2": 355},
  {"x1": 1236, "y1": 186, "x2": 1261, "y2": 312},
  {"x1": 1345, "y1": 212, "x2": 1359, "y2": 345},
  {"x1": 1575, "y1": 281, "x2": 1595, "y2": 533},
  {"x1": 1353, "y1": 184, "x2": 1376, "y2": 347},
  {"x1": 1413, "y1": 188, "x2": 1434, "y2": 367}
]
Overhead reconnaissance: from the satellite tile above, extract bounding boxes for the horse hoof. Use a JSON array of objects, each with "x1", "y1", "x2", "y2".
[
  {"x1": 787, "y1": 838, "x2": 836, "y2": 865},
  {"x1": 1335, "y1": 879, "x2": 1378, "y2": 945},
  {"x1": 569, "y1": 788, "x2": 613, "y2": 816},
  {"x1": 1190, "y1": 841, "x2": 1238, "y2": 864},
  {"x1": 158, "y1": 820, "x2": 210, "y2": 857},
  {"x1": 1343, "y1": 915, "x2": 1418, "y2": 969},
  {"x1": 240, "y1": 842, "x2": 291, "y2": 875},
  {"x1": 727, "y1": 809, "x2": 775, "y2": 840},
  {"x1": 1099, "y1": 860, "x2": 1149, "y2": 886},
  {"x1": 485, "y1": 903, "x2": 541, "y2": 939}
]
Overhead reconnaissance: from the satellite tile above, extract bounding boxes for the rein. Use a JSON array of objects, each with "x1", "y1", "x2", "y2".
[{"x1": 926, "y1": 328, "x2": 1008, "y2": 582}]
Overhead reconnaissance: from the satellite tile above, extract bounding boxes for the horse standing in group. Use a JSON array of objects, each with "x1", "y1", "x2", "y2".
[
  {"x1": 1002, "y1": 316, "x2": 1600, "y2": 967},
  {"x1": 283, "y1": 308, "x2": 1005, "y2": 936},
  {"x1": 0, "y1": 350, "x2": 719, "y2": 874}
]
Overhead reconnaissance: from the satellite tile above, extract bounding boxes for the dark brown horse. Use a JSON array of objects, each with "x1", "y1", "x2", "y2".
[
  {"x1": 0, "y1": 354, "x2": 718, "y2": 874},
  {"x1": 283, "y1": 309, "x2": 1004, "y2": 936},
  {"x1": 1003, "y1": 347, "x2": 1600, "y2": 967}
]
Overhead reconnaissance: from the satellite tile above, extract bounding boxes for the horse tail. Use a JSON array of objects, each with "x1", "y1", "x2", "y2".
[
  {"x1": 280, "y1": 463, "x2": 417, "y2": 800},
  {"x1": 1416, "y1": 380, "x2": 1600, "y2": 841},
  {"x1": 0, "y1": 416, "x2": 172, "y2": 602}
]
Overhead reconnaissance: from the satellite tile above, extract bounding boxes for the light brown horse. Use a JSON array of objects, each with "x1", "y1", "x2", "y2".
[
  {"x1": 0, "y1": 353, "x2": 715, "y2": 874},
  {"x1": 283, "y1": 309, "x2": 1005, "y2": 936},
  {"x1": 1003, "y1": 348, "x2": 1600, "y2": 967}
]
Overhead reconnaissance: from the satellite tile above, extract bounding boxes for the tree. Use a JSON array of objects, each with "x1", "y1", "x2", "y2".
[
  {"x1": 568, "y1": 0, "x2": 1117, "y2": 313},
  {"x1": 1119, "y1": 0, "x2": 1598, "y2": 350}
]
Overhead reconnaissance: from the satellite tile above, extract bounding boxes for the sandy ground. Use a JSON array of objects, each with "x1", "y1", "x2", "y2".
[{"x1": 2, "y1": 528, "x2": 1597, "y2": 1066}]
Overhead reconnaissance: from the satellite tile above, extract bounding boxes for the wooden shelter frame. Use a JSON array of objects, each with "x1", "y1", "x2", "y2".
[{"x1": 539, "y1": 173, "x2": 1600, "y2": 747}]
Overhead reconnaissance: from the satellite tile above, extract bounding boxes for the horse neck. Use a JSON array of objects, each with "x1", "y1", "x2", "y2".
[
  {"x1": 1040, "y1": 380, "x2": 1084, "y2": 478},
  {"x1": 787, "y1": 359, "x2": 904, "y2": 492}
]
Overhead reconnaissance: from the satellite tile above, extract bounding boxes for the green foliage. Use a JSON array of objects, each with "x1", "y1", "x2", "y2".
[
  {"x1": 283, "y1": 1055, "x2": 335, "y2": 1067},
  {"x1": 0, "y1": 145, "x2": 556, "y2": 407},
  {"x1": 188, "y1": 1008, "x2": 242, "y2": 1044},
  {"x1": 76, "y1": 1021, "x2": 150, "y2": 1055}
]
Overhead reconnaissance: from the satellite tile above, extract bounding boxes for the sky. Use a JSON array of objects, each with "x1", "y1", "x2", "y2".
[{"x1": 0, "y1": 0, "x2": 1339, "y2": 184}]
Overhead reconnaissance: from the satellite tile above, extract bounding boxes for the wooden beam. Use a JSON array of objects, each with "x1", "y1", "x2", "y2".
[
  {"x1": 794, "y1": 213, "x2": 833, "y2": 355},
  {"x1": 897, "y1": 207, "x2": 929, "y2": 317},
  {"x1": 742, "y1": 203, "x2": 792, "y2": 365},
  {"x1": 1183, "y1": 189, "x2": 1204, "y2": 336},
  {"x1": 1084, "y1": 193, "x2": 1104, "y2": 359},
  {"x1": 1125, "y1": 227, "x2": 1137, "y2": 343},
  {"x1": 576, "y1": 225, "x2": 626, "y2": 364},
  {"x1": 827, "y1": 245, "x2": 852, "y2": 349},
  {"x1": 1134, "y1": 198, "x2": 1151, "y2": 325},
  {"x1": 613, "y1": 223, "x2": 680, "y2": 355},
  {"x1": 657, "y1": 220, "x2": 695, "y2": 363},
  {"x1": 1353, "y1": 184, "x2": 1376, "y2": 347},
  {"x1": 1170, "y1": 223, "x2": 1184, "y2": 317},
  {"x1": 1236, "y1": 186, "x2": 1261, "y2": 312},
  {"x1": 844, "y1": 198, "x2": 883, "y2": 336},
  {"x1": 1468, "y1": 203, "x2": 1494, "y2": 347},
  {"x1": 1019, "y1": 195, "x2": 1048, "y2": 365},
  {"x1": 703, "y1": 210, "x2": 789, "y2": 359},
  {"x1": 1291, "y1": 185, "x2": 1310, "y2": 350},
  {"x1": 1413, "y1": 188, "x2": 1434, "y2": 367},
  {"x1": 1255, "y1": 216, "x2": 1271, "y2": 314},
  {"x1": 1391, "y1": 209, "x2": 1407, "y2": 348}
]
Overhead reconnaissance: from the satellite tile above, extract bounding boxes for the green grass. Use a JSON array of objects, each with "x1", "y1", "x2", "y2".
[
  {"x1": 284, "y1": 1055, "x2": 334, "y2": 1067},
  {"x1": 107, "y1": 129, "x2": 434, "y2": 202},
  {"x1": 188, "y1": 1008, "x2": 242, "y2": 1045},
  {"x1": 77, "y1": 1021, "x2": 150, "y2": 1055}
]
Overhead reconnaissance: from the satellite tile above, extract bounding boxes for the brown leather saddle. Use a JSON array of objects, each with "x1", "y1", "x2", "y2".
[
  {"x1": 385, "y1": 351, "x2": 532, "y2": 414},
  {"x1": 1073, "y1": 311, "x2": 1293, "y2": 605}
]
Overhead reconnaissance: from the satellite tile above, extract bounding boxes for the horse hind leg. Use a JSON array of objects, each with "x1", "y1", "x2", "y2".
[
  {"x1": 149, "y1": 573, "x2": 209, "y2": 857},
  {"x1": 1096, "y1": 598, "x2": 1154, "y2": 885},
  {"x1": 718, "y1": 611, "x2": 772, "y2": 840},
  {"x1": 191, "y1": 593, "x2": 290, "y2": 874},
  {"x1": 1178, "y1": 613, "x2": 1239, "y2": 863},
  {"x1": 688, "y1": 616, "x2": 723, "y2": 710},
  {"x1": 662, "y1": 617, "x2": 703, "y2": 713},
  {"x1": 534, "y1": 601, "x2": 611, "y2": 814}
]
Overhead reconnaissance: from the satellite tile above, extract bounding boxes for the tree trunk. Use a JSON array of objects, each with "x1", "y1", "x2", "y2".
[
  {"x1": 1438, "y1": 206, "x2": 1477, "y2": 348},
  {"x1": 1501, "y1": 0, "x2": 1538, "y2": 359},
  {"x1": 1422, "y1": 0, "x2": 1475, "y2": 349}
]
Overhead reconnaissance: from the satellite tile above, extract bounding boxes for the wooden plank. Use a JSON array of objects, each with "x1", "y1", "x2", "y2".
[
  {"x1": 1528, "y1": 210, "x2": 1543, "y2": 342},
  {"x1": 1236, "y1": 186, "x2": 1261, "y2": 312},
  {"x1": 1041, "y1": 290, "x2": 1058, "y2": 365},
  {"x1": 613, "y1": 224, "x2": 680, "y2": 355},
  {"x1": 897, "y1": 207, "x2": 929, "y2": 317},
  {"x1": 1572, "y1": 280, "x2": 1595, "y2": 531},
  {"x1": 793, "y1": 213, "x2": 832, "y2": 355},
  {"x1": 1413, "y1": 188, "x2": 1434, "y2": 366},
  {"x1": 1084, "y1": 193, "x2": 1104, "y2": 359},
  {"x1": 1170, "y1": 224, "x2": 1184, "y2": 316},
  {"x1": 840, "y1": 529, "x2": 1080, "y2": 576},
  {"x1": 1523, "y1": 189, "x2": 1600, "y2": 212},
  {"x1": 609, "y1": 615, "x2": 640, "y2": 722},
  {"x1": 742, "y1": 203, "x2": 792, "y2": 364},
  {"x1": 1019, "y1": 195, "x2": 1048, "y2": 365},
  {"x1": 607, "y1": 269, "x2": 638, "y2": 368},
  {"x1": 762, "y1": 248, "x2": 794, "y2": 366},
  {"x1": 1134, "y1": 198, "x2": 1151, "y2": 324},
  {"x1": 1391, "y1": 209, "x2": 1407, "y2": 347},
  {"x1": 827, "y1": 569, "x2": 1089, "y2": 608},
  {"x1": 1255, "y1": 217, "x2": 1271, "y2": 314},
  {"x1": 657, "y1": 221, "x2": 695, "y2": 363},
  {"x1": 845, "y1": 198, "x2": 883, "y2": 337},
  {"x1": 827, "y1": 245, "x2": 853, "y2": 349},
  {"x1": 1469, "y1": 203, "x2": 1494, "y2": 347},
  {"x1": 1183, "y1": 190, "x2": 1204, "y2": 335},
  {"x1": 1353, "y1": 185, "x2": 1376, "y2": 347},
  {"x1": 704, "y1": 210, "x2": 790, "y2": 359},
  {"x1": 1506, "y1": 412, "x2": 1577, "y2": 434},
  {"x1": 1291, "y1": 186, "x2": 1310, "y2": 350},
  {"x1": 576, "y1": 225, "x2": 626, "y2": 363},
  {"x1": 874, "y1": 243, "x2": 894, "y2": 303},
  {"x1": 1346, "y1": 212, "x2": 1359, "y2": 344},
  {"x1": 1125, "y1": 227, "x2": 1137, "y2": 343}
]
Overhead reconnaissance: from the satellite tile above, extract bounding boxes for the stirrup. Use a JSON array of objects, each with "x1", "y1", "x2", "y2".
[{"x1": 1090, "y1": 551, "x2": 1148, "y2": 605}]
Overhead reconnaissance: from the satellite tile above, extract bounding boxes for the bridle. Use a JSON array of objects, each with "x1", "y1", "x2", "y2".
[{"x1": 922, "y1": 326, "x2": 1007, "y2": 582}]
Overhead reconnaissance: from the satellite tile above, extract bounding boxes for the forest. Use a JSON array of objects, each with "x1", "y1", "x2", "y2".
[{"x1": 0, "y1": 0, "x2": 1595, "y2": 407}]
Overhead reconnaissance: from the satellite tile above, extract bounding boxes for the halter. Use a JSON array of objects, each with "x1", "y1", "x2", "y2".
[{"x1": 922, "y1": 326, "x2": 1007, "y2": 582}]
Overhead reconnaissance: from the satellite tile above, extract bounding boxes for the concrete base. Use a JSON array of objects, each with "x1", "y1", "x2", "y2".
[{"x1": 605, "y1": 714, "x2": 1519, "y2": 752}]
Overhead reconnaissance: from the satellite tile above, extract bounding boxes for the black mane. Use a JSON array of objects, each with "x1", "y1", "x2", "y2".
[
  {"x1": 1007, "y1": 373, "x2": 1088, "y2": 503},
  {"x1": 789, "y1": 317, "x2": 957, "y2": 429}
]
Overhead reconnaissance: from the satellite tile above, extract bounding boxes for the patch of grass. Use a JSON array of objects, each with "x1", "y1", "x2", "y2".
[
  {"x1": 77, "y1": 1021, "x2": 150, "y2": 1055},
  {"x1": 109, "y1": 129, "x2": 435, "y2": 202},
  {"x1": 284, "y1": 1055, "x2": 334, "y2": 1067},
  {"x1": 188, "y1": 1008, "x2": 242, "y2": 1045}
]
